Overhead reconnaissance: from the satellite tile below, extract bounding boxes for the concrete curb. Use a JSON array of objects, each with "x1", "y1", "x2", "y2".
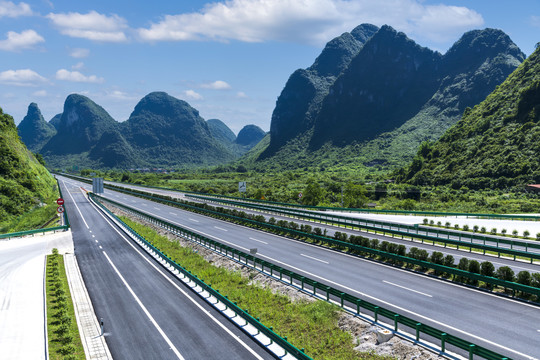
[{"x1": 64, "y1": 253, "x2": 113, "y2": 360}]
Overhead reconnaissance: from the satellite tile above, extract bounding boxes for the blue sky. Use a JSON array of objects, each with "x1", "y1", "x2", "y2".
[{"x1": 1, "y1": 0, "x2": 539, "y2": 134}]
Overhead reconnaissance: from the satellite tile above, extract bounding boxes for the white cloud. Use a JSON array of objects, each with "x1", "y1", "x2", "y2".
[
  {"x1": 201, "y1": 80, "x2": 231, "y2": 90},
  {"x1": 55, "y1": 69, "x2": 104, "y2": 83},
  {"x1": 108, "y1": 90, "x2": 138, "y2": 101},
  {"x1": 0, "y1": 69, "x2": 46, "y2": 86},
  {"x1": 0, "y1": 29, "x2": 44, "y2": 51},
  {"x1": 47, "y1": 10, "x2": 128, "y2": 42},
  {"x1": 531, "y1": 15, "x2": 540, "y2": 28},
  {"x1": 184, "y1": 89, "x2": 203, "y2": 100},
  {"x1": 137, "y1": 0, "x2": 483, "y2": 46},
  {"x1": 69, "y1": 48, "x2": 90, "y2": 58},
  {"x1": 236, "y1": 91, "x2": 247, "y2": 98},
  {"x1": 71, "y1": 62, "x2": 84, "y2": 70},
  {"x1": 32, "y1": 89, "x2": 47, "y2": 97},
  {"x1": 0, "y1": 1, "x2": 32, "y2": 18}
]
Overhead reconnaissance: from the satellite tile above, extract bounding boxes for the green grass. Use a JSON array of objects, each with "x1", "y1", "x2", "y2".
[
  {"x1": 119, "y1": 216, "x2": 392, "y2": 360},
  {"x1": 0, "y1": 202, "x2": 59, "y2": 233},
  {"x1": 45, "y1": 250, "x2": 85, "y2": 360}
]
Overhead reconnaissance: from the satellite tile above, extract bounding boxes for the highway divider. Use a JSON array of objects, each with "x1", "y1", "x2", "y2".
[
  {"x1": 89, "y1": 183, "x2": 540, "y2": 300},
  {"x1": 89, "y1": 192, "x2": 312, "y2": 360},
  {"x1": 185, "y1": 194, "x2": 540, "y2": 263},
  {"x1": 90, "y1": 192, "x2": 513, "y2": 360}
]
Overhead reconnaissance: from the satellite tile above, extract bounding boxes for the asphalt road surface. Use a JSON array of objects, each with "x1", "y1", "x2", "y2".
[
  {"x1": 60, "y1": 176, "x2": 540, "y2": 360},
  {"x1": 59, "y1": 178, "x2": 275, "y2": 360}
]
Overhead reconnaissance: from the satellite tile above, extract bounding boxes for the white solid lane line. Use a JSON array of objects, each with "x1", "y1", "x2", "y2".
[
  {"x1": 249, "y1": 237, "x2": 268, "y2": 245},
  {"x1": 214, "y1": 226, "x2": 228, "y2": 232},
  {"x1": 382, "y1": 280, "x2": 432, "y2": 298},
  {"x1": 62, "y1": 180, "x2": 89, "y2": 229},
  {"x1": 300, "y1": 253, "x2": 329, "y2": 264},
  {"x1": 102, "y1": 251, "x2": 186, "y2": 360},
  {"x1": 189, "y1": 218, "x2": 199, "y2": 222},
  {"x1": 90, "y1": 202, "x2": 264, "y2": 360}
]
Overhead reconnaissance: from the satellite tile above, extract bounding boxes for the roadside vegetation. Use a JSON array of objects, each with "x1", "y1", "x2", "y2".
[
  {"x1": 119, "y1": 216, "x2": 391, "y2": 360},
  {"x1": 45, "y1": 248, "x2": 84, "y2": 359},
  {"x1": 75, "y1": 168, "x2": 540, "y2": 214}
]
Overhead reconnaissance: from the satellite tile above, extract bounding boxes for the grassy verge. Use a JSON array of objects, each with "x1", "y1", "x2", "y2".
[
  {"x1": 119, "y1": 216, "x2": 390, "y2": 360},
  {"x1": 1, "y1": 203, "x2": 60, "y2": 233},
  {"x1": 45, "y1": 249, "x2": 85, "y2": 360}
]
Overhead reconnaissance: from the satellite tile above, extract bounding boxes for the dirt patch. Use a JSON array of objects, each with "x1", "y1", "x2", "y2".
[{"x1": 105, "y1": 203, "x2": 446, "y2": 359}]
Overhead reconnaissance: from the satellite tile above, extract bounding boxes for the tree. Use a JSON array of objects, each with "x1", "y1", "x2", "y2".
[
  {"x1": 302, "y1": 179, "x2": 325, "y2": 206},
  {"x1": 343, "y1": 182, "x2": 367, "y2": 208},
  {"x1": 480, "y1": 261, "x2": 495, "y2": 278},
  {"x1": 496, "y1": 266, "x2": 515, "y2": 292}
]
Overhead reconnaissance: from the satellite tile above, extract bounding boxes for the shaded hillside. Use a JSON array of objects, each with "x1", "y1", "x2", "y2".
[
  {"x1": 49, "y1": 113, "x2": 62, "y2": 130},
  {"x1": 122, "y1": 92, "x2": 235, "y2": 167},
  {"x1": 253, "y1": 25, "x2": 524, "y2": 171},
  {"x1": 0, "y1": 106, "x2": 57, "y2": 224},
  {"x1": 41, "y1": 94, "x2": 136, "y2": 169},
  {"x1": 400, "y1": 46, "x2": 540, "y2": 189},
  {"x1": 17, "y1": 103, "x2": 57, "y2": 152},
  {"x1": 264, "y1": 24, "x2": 379, "y2": 153},
  {"x1": 207, "y1": 119, "x2": 236, "y2": 145},
  {"x1": 236, "y1": 124, "x2": 265, "y2": 147}
]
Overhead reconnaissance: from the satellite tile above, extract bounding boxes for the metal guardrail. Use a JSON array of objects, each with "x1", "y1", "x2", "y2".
[
  {"x1": 186, "y1": 194, "x2": 540, "y2": 263},
  {"x1": 91, "y1": 184, "x2": 540, "y2": 299},
  {"x1": 90, "y1": 193, "x2": 312, "y2": 360},
  {"x1": 91, "y1": 192, "x2": 513, "y2": 360}
]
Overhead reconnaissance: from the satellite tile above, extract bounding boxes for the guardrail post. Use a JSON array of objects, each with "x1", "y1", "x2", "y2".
[
  {"x1": 415, "y1": 323, "x2": 421, "y2": 341},
  {"x1": 313, "y1": 282, "x2": 317, "y2": 295},
  {"x1": 356, "y1": 299, "x2": 362, "y2": 315},
  {"x1": 340, "y1": 292, "x2": 345, "y2": 307},
  {"x1": 301, "y1": 276, "x2": 305, "y2": 290},
  {"x1": 441, "y1": 333, "x2": 446, "y2": 352},
  {"x1": 394, "y1": 314, "x2": 399, "y2": 331},
  {"x1": 326, "y1": 286, "x2": 330, "y2": 301},
  {"x1": 469, "y1": 344, "x2": 475, "y2": 360},
  {"x1": 374, "y1": 306, "x2": 379, "y2": 322}
]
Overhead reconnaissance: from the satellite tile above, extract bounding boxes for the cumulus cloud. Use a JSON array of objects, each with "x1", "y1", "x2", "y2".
[
  {"x1": 137, "y1": 0, "x2": 483, "y2": 46},
  {"x1": 0, "y1": 69, "x2": 46, "y2": 86},
  {"x1": 55, "y1": 69, "x2": 104, "y2": 83},
  {"x1": 184, "y1": 89, "x2": 202, "y2": 100},
  {"x1": 0, "y1": 29, "x2": 44, "y2": 51},
  {"x1": 69, "y1": 48, "x2": 90, "y2": 58},
  {"x1": 201, "y1": 80, "x2": 231, "y2": 90},
  {"x1": 47, "y1": 10, "x2": 128, "y2": 42},
  {"x1": 0, "y1": 1, "x2": 32, "y2": 18}
]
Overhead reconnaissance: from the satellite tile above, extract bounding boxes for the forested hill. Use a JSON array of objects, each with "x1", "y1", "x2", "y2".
[
  {"x1": 250, "y1": 25, "x2": 524, "y2": 172},
  {"x1": 0, "y1": 107, "x2": 57, "y2": 224},
  {"x1": 399, "y1": 45, "x2": 540, "y2": 189}
]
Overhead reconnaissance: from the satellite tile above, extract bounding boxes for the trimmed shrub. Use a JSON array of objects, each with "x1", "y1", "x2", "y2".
[{"x1": 480, "y1": 261, "x2": 495, "y2": 278}]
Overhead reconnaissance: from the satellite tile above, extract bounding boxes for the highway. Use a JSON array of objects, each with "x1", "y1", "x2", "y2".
[
  {"x1": 59, "y1": 175, "x2": 540, "y2": 360},
  {"x1": 58, "y1": 178, "x2": 275, "y2": 360},
  {"x1": 99, "y1": 178, "x2": 540, "y2": 275}
]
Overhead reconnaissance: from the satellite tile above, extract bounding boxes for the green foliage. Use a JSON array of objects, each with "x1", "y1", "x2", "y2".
[
  {"x1": 0, "y1": 107, "x2": 58, "y2": 231},
  {"x1": 401, "y1": 46, "x2": 540, "y2": 189},
  {"x1": 45, "y1": 252, "x2": 84, "y2": 359}
]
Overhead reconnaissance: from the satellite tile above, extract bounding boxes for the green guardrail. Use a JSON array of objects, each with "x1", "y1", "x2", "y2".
[
  {"x1": 91, "y1": 192, "x2": 514, "y2": 360},
  {"x1": 89, "y1": 193, "x2": 312, "y2": 360},
  {"x1": 57, "y1": 178, "x2": 70, "y2": 228},
  {"x1": 186, "y1": 194, "x2": 540, "y2": 264},
  {"x1": 57, "y1": 172, "x2": 540, "y2": 221},
  {"x1": 89, "y1": 184, "x2": 540, "y2": 299}
]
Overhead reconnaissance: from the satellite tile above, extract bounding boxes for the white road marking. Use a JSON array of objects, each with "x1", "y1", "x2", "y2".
[
  {"x1": 62, "y1": 181, "x2": 89, "y2": 229},
  {"x1": 189, "y1": 218, "x2": 199, "y2": 223},
  {"x1": 169, "y1": 212, "x2": 177, "y2": 216},
  {"x1": 257, "y1": 252, "x2": 533, "y2": 360},
  {"x1": 102, "y1": 251, "x2": 186, "y2": 360},
  {"x1": 214, "y1": 226, "x2": 228, "y2": 232},
  {"x1": 90, "y1": 204, "x2": 264, "y2": 360},
  {"x1": 383, "y1": 280, "x2": 432, "y2": 298},
  {"x1": 99, "y1": 246, "x2": 102, "y2": 249},
  {"x1": 300, "y1": 253, "x2": 329, "y2": 264},
  {"x1": 142, "y1": 203, "x2": 148, "y2": 206},
  {"x1": 154, "y1": 207, "x2": 160, "y2": 210},
  {"x1": 249, "y1": 237, "x2": 268, "y2": 245},
  {"x1": 95, "y1": 240, "x2": 98, "y2": 243},
  {"x1": 92, "y1": 235, "x2": 95, "y2": 238}
]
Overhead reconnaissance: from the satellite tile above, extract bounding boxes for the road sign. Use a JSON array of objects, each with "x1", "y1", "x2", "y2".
[
  {"x1": 56, "y1": 198, "x2": 64, "y2": 206},
  {"x1": 238, "y1": 181, "x2": 247, "y2": 193},
  {"x1": 298, "y1": 192, "x2": 303, "y2": 198},
  {"x1": 57, "y1": 206, "x2": 65, "y2": 213}
]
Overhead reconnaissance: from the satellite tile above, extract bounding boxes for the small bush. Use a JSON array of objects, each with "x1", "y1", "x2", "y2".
[
  {"x1": 445, "y1": 222, "x2": 451, "y2": 228},
  {"x1": 480, "y1": 226, "x2": 486, "y2": 233},
  {"x1": 454, "y1": 224, "x2": 459, "y2": 230},
  {"x1": 429, "y1": 220, "x2": 435, "y2": 225},
  {"x1": 444, "y1": 255, "x2": 455, "y2": 268},
  {"x1": 480, "y1": 261, "x2": 495, "y2": 278},
  {"x1": 536, "y1": 233, "x2": 540, "y2": 241},
  {"x1": 59, "y1": 344, "x2": 75, "y2": 355},
  {"x1": 473, "y1": 225, "x2": 479, "y2": 232},
  {"x1": 423, "y1": 218, "x2": 428, "y2": 225},
  {"x1": 463, "y1": 224, "x2": 469, "y2": 231},
  {"x1": 512, "y1": 229, "x2": 519, "y2": 237},
  {"x1": 490, "y1": 228, "x2": 497, "y2": 235},
  {"x1": 523, "y1": 230, "x2": 530, "y2": 238},
  {"x1": 437, "y1": 221, "x2": 442, "y2": 226},
  {"x1": 501, "y1": 229, "x2": 507, "y2": 235}
]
